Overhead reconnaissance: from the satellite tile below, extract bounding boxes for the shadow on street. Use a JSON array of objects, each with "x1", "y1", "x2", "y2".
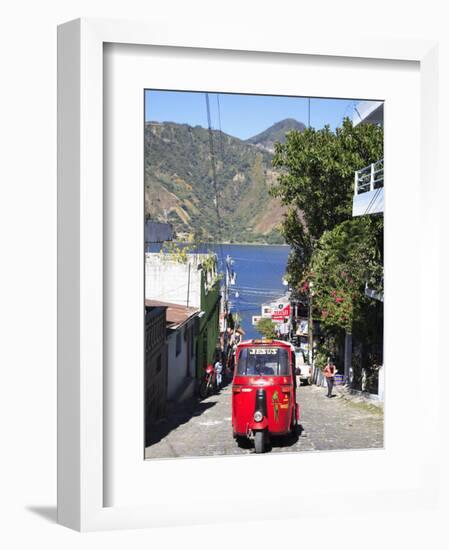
[
  {"x1": 236, "y1": 424, "x2": 304, "y2": 452},
  {"x1": 147, "y1": 398, "x2": 217, "y2": 447}
]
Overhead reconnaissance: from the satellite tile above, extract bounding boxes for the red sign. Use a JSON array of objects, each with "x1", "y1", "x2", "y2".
[{"x1": 271, "y1": 303, "x2": 291, "y2": 321}]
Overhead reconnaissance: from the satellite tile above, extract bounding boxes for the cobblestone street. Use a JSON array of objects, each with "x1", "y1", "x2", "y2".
[{"x1": 145, "y1": 382, "x2": 384, "y2": 459}]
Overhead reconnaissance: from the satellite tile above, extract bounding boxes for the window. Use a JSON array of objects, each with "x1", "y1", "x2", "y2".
[
  {"x1": 237, "y1": 347, "x2": 290, "y2": 376},
  {"x1": 176, "y1": 332, "x2": 182, "y2": 356}
]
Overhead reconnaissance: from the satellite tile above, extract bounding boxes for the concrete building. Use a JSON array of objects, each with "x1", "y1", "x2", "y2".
[
  {"x1": 350, "y1": 100, "x2": 384, "y2": 398},
  {"x1": 353, "y1": 100, "x2": 384, "y2": 126},
  {"x1": 352, "y1": 100, "x2": 384, "y2": 217},
  {"x1": 146, "y1": 299, "x2": 200, "y2": 402},
  {"x1": 145, "y1": 253, "x2": 203, "y2": 308},
  {"x1": 145, "y1": 252, "x2": 221, "y2": 378},
  {"x1": 144, "y1": 220, "x2": 173, "y2": 243}
]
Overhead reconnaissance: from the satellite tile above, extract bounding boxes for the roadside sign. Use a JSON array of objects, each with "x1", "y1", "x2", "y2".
[{"x1": 271, "y1": 302, "x2": 291, "y2": 321}]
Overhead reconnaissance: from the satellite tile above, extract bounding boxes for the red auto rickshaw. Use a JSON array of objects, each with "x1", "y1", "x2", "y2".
[{"x1": 232, "y1": 339, "x2": 301, "y2": 453}]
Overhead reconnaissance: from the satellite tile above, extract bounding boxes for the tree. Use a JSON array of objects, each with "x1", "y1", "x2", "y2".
[
  {"x1": 270, "y1": 118, "x2": 383, "y2": 282},
  {"x1": 256, "y1": 318, "x2": 277, "y2": 339},
  {"x1": 309, "y1": 216, "x2": 383, "y2": 332},
  {"x1": 278, "y1": 208, "x2": 312, "y2": 291},
  {"x1": 270, "y1": 118, "x2": 384, "y2": 386}
]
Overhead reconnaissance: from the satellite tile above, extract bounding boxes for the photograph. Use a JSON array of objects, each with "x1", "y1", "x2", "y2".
[{"x1": 143, "y1": 90, "x2": 384, "y2": 458}]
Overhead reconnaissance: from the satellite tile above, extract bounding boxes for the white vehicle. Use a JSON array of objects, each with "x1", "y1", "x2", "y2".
[{"x1": 295, "y1": 349, "x2": 312, "y2": 385}]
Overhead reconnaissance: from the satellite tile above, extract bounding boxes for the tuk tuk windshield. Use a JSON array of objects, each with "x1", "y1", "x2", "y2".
[{"x1": 237, "y1": 347, "x2": 290, "y2": 376}]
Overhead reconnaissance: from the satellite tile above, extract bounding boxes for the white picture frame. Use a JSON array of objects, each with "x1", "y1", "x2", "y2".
[{"x1": 58, "y1": 17, "x2": 440, "y2": 531}]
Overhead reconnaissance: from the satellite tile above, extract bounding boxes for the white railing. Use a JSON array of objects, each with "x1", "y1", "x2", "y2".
[{"x1": 354, "y1": 158, "x2": 384, "y2": 195}]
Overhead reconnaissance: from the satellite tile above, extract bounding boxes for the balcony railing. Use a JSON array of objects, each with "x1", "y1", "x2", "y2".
[{"x1": 354, "y1": 159, "x2": 384, "y2": 195}]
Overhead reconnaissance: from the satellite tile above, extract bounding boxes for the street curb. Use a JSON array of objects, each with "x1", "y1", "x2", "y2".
[
  {"x1": 336, "y1": 388, "x2": 384, "y2": 410},
  {"x1": 309, "y1": 384, "x2": 383, "y2": 410}
]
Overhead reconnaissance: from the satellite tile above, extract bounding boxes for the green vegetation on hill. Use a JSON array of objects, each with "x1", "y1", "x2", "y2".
[
  {"x1": 144, "y1": 121, "x2": 292, "y2": 244},
  {"x1": 246, "y1": 118, "x2": 306, "y2": 152}
]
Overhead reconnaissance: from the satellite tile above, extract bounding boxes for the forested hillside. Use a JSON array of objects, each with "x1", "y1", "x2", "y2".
[{"x1": 144, "y1": 119, "x2": 304, "y2": 243}]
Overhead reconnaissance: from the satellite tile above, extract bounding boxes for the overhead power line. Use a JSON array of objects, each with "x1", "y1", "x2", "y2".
[
  {"x1": 205, "y1": 92, "x2": 232, "y2": 324},
  {"x1": 363, "y1": 186, "x2": 383, "y2": 216},
  {"x1": 205, "y1": 93, "x2": 225, "y2": 264},
  {"x1": 216, "y1": 94, "x2": 226, "y2": 162}
]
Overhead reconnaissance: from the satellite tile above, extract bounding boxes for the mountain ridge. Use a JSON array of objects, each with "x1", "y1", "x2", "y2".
[
  {"x1": 144, "y1": 118, "x2": 306, "y2": 243},
  {"x1": 245, "y1": 118, "x2": 306, "y2": 153}
]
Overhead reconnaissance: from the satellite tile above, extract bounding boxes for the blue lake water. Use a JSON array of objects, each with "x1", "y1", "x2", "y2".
[
  {"x1": 217, "y1": 244, "x2": 290, "y2": 339},
  {"x1": 147, "y1": 243, "x2": 290, "y2": 340}
]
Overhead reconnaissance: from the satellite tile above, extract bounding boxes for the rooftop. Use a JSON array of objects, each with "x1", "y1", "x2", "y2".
[
  {"x1": 353, "y1": 100, "x2": 384, "y2": 127},
  {"x1": 145, "y1": 299, "x2": 200, "y2": 330}
]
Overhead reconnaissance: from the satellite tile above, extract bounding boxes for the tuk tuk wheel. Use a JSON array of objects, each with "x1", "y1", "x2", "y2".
[{"x1": 254, "y1": 430, "x2": 267, "y2": 454}]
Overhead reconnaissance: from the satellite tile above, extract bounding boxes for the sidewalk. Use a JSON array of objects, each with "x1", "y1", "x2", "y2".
[
  {"x1": 310, "y1": 369, "x2": 383, "y2": 409},
  {"x1": 332, "y1": 384, "x2": 384, "y2": 410}
]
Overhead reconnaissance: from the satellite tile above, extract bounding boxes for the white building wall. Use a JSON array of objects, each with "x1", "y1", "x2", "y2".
[
  {"x1": 166, "y1": 326, "x2": 197, "y2": 401},
  {"x1": 352, "y1": 187, "x2": 384, "y2": 216},
  {"x1": 166, "y1": 331, "x2": 186, "y2": 400},
  {"x1": 145, "y1": 253, "x2": 202, "y2": 308}
]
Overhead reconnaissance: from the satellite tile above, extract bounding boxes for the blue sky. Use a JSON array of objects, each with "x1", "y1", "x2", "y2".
[{"x1": 145, "y1": 90, "x2": 359, "y2": 140}]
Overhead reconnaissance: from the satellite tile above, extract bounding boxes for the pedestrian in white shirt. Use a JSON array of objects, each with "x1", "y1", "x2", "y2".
[{"x1": 214, "y1": 359, "x2": 223, "y2": 390}]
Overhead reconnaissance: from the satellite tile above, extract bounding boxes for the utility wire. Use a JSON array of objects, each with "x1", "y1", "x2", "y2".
[
  {"x1": 342, "y1": 100, "x2": 356, "y2": 121},
  {"x1": 231, "y1": 256, "x2": 285, "y2": 264},
  {"x1": 216, "y1": 94, "x2": 226, "y2": 163},
  {"x1": 205, "y1": 92, "x2": 231, "y2": 327},
  {"x1": 213, "y1": 93, "x2": 227, "y2": 273},
  {"x1": 232, "y1": 287, "x2": 285, "y2": 293},
  {"x1": 308, "y1": 97, "x2": 311, "y2": 128},
  {"x1": 231, "y1": 289, "x2": 283, "y2": 296},
  {"x1": 205, "y1": 93, "x2": 225, "y2": 266},
  {"x1": 362, "y1": 186, "x2": 382, "y2": 216}
]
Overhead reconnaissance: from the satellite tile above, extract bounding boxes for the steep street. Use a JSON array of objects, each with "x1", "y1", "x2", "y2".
[{"x1": 145, "y1": 383, "x2": 383, "y2": 459}]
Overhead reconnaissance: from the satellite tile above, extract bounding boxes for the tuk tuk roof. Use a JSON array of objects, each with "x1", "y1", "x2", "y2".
[{"x1": 238, "y1": 339, "x2": 295, "y2": 351}]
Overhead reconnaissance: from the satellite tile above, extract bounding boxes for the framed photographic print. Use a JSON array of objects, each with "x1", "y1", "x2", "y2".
[
  {"x1": 58, "y1": 18, "x2": 440, "y2": 531},
  {"x1": 142, "y1": 89, "x2": 385, "y2": 462}
]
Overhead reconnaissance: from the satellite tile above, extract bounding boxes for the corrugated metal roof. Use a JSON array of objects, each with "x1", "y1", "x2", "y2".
[{"x1": 145, "y1": 299, "x2": 200, "y2": 329}]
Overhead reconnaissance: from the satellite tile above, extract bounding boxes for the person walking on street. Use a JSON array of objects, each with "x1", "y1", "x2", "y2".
[
  {"x1": 228, "y1": 342, "x2": 237, "y2": 373},
  {"x1": 214, "y1": 358, "x2": 223, "y2": 390},
  {"x1": 323, "y1": 357, "x2": 337, "y2": 397}
]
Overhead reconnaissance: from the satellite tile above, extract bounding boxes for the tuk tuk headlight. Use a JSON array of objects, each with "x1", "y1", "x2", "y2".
[{"x1": 254, "y1": 411, "x2": 263, "y2": 422}]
